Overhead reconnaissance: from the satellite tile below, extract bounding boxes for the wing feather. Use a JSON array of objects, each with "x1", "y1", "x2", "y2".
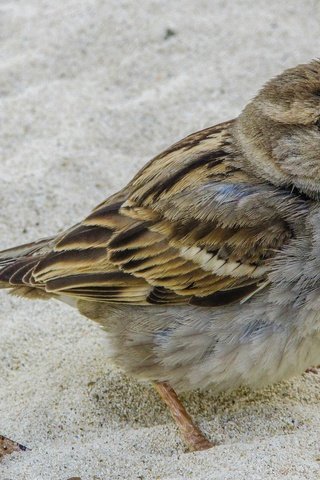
[{"x1": 0, "y1": 120, "x2": 305, "y2": 306}]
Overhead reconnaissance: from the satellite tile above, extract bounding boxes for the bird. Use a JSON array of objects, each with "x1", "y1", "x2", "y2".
[{"x1": 1, "y1": 59, "x2": 320, "y2": 452}]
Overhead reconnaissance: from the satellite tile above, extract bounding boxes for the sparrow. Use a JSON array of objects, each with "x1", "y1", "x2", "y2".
[{"x1": 1, "y1": 60, "x2": 320, "y2": 452}]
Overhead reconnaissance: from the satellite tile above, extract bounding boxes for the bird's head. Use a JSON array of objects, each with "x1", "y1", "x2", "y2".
[{"x1": 235, "y1": 60, "x2": 320, "y2": 197}]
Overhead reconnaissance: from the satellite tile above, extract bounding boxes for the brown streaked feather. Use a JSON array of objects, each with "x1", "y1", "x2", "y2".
[
  {"x1": 32, "y1": 248, "x2": 109, "y2": 281},
  {"x1": 190, "y1": 284, "x2": 259, "y2": 307},
  {"x1": 136, "y1": 149, "x2": 228, "y2": 203},
  {"x1": 109, "y1": 241, "x2": 170, "y2": 264},
  {"x1": 0, "y1": 237, "x2": 53, "y2": 263},
  {"x1": 45, "y1": 271, "x2": 145, "y2": 290},
  {"x1": 43, "y1": 271, "x2": 152, "y2": 304},
  {"x1": 84, "y1": 203, "x2": 137, "y2": 229},
  {"x1": 108, "y1": 222, "x2": 161, "y2": 250},
  {"x1": 55, "y1": 225, "x2": 112, "y2": 250},
  {"x1": 0, "y1": 120, "x2": 302, "y2": 306},
  {"x1": 127, "y1": 121, "x2": 233, "y2": 203},
  {"x1": 9, "y1": 260, "x2": 40, "y2": 286}
]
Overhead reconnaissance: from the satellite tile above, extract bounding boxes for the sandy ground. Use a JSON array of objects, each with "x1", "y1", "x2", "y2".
[{"x1": 1, "y1": 1, "x2": 320, "y2": 479}]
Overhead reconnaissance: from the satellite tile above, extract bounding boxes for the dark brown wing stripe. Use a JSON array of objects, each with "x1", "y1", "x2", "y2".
[
  {"x1": 147, "y1": 286, "x2": 188, "y2": 304},
  {"x1": 44, "y1": 271, "x2": 145, "y2": 292},
  {"x1": 88, "y1": 201, "x2": 124, "y2": 216},
  {"x1": 108, "y1": 222, "x2": 153, "y2": 249},
  {"x1": 33, "y1": 248, "x2": 107, "y2": 280},
  {"x1": 55, "y1": 225, "x2": 112, "y2": 250},
  {"x1": 9, "y1": 260, "x2": 40, "y2": 285},
  {"x1": 136, "y1": 149, "x2": 227, "y2": 204},
  {"x1": 0, "y1": 259, "x2": 37, "y2": 283},
  {"x1": 149, "y1": 122, "x2": 232, "y2": 161},
  {"x1": 109, "y1": 241, "x2": 170, "y2": 264},
  {"x1": 190, "y1": 284, "x2": 258, "y2": 307}
]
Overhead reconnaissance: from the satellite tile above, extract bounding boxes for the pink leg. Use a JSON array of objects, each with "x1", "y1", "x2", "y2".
[{"x1": 154, "y1": 381, "x2": 214, "y2": 451}]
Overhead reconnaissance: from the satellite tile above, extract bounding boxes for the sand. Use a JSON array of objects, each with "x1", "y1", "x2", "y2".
[{"x1": 1, "y1": 1, "x2": 320, "y2": 478}]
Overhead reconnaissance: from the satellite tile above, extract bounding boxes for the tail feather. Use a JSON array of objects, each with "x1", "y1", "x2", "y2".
[
  {"x1": 8, "y1": 259, "x2": 40, "y2": 285},
  {"x1": 0, "y1": 237, "x2": 52, "y2": 262},
  {"x1": 0, "y1": 237, "x2": 53, "y2": 289}
]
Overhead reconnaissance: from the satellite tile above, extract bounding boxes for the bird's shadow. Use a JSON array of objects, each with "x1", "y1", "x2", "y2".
[{"x1": 88, "y1": 369, "x2": 319, "y2": 443}]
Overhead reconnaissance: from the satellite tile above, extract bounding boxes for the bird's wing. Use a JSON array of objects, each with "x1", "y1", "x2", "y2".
[{"x1": 0, "y1": 120, "x2": 304, "y2": 306}]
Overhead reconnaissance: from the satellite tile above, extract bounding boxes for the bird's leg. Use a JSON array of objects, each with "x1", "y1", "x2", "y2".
[{"x1": 154, "y1": 381, "x2": 214, "y2": 452}]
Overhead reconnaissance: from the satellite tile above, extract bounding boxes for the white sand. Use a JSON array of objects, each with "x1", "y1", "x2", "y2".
[{"x1": 1, "y1": 1, "x2": 320, "y2": 478}]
